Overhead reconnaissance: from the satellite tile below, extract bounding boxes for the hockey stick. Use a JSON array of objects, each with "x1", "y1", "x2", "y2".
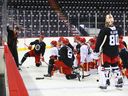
[
  {"x1": 43, "y1": 60, "x2": 49, "y2": 65},
  {"x1": 24, "y1": 43, "x2": 29, "y2": 48},
  {"x1": 36, "y1": 77, "x2": 44, "y2": 80}
]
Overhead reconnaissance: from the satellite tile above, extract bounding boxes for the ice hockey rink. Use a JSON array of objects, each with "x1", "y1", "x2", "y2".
[{"x1": 18, "y1": 49, "x2": 128, "y2": 96}]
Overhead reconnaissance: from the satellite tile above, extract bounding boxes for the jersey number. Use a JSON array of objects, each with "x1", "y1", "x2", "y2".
[
  {"x1": 109, "y1": 34, "x2": 119, "y2": 46},
  {"x1": 67, "y1": 47, "x2": 72, "y2": 58}
]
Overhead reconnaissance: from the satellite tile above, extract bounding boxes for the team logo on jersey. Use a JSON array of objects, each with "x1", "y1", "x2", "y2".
[{"x1": 35, "y1": 44, "x2": 41, "y2": 51}]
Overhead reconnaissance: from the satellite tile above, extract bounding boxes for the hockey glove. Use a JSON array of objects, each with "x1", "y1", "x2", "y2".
[{"x1": 28, "y1": 45, "x2": 32, "y2": 50}]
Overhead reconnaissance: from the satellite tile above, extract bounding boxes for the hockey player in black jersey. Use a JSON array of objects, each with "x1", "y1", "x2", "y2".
[
  {"x1": 19, "y1": 35, "x2": 46, "y2": 67},
  {"x1": 7, "y1": 24, "x2": 20, "y2": 69},
  {"x1": 53, "y1": 38, "x2": 81, "y2": 80},
  {"x1": 93, "y1": 14, "x2": 124, "y2": 89}
]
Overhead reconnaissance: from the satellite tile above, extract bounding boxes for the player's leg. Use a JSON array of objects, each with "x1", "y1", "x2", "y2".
[
  {"x1": 98, "y1": 63, "x2": 111, "y2": 89},
  {"x1": 44, "y1": 59, "x2": 54, "y2": 77},
  {"x1": 111, "y1": 63, "x2": 123, "y2": 88},
  {"x1": 35, "y1": 55, "x2": 41, "y2": 67},
  {"x1": 19, "y1": 52, "x2": 30, "y2": 66}
]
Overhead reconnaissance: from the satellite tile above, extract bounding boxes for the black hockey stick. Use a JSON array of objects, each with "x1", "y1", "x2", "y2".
[{"x1": 36, "y1": 77, "x2": 44, "y2": 80}]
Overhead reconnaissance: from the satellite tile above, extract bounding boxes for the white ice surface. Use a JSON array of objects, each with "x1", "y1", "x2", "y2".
[{"x1": 19, "y1": 49, "x2": 128, "y2": 96}]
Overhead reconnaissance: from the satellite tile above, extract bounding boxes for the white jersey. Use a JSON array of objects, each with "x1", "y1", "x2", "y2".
[
  {"x1": 50, "y1": 47, "x2": 58, "y2": 57},
  {"x1": 80, "y1": 44, "x2": 93, "y2": 63}
]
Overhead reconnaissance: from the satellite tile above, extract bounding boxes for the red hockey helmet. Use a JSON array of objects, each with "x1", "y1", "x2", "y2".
[
  {"x1": 79, "y1": 37, "x2": 86, "y2": 43},
  {"x1": 74, "y1": 35, "x2": 81, "y2": 41},
  {"x1": 89, "y1": 38, "x2": 96, "y2": 44},
  {"x1": 51, "y1": 40, "x2": 57, "y2": 46},
  {"x1": 61, "y1": 38, "x2": 69, "y2": 45},
  {"x1": 58, "y1": 36, "x2": 65, "y2": 42}
]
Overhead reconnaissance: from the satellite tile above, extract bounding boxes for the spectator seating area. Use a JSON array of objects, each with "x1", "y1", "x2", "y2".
[
  {"x1": 1, "y1": 0, "x2": 128, "y2": 37},
  {"x1": 7, "y1": 0, "x2": 70, "y2": 37},
  {"x1": 57, "y1": 0, "x2": 128, "y2": 29}
]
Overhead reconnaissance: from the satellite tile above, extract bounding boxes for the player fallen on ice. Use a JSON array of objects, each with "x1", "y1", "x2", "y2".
[
  {"x1": 93, "y1": 14, "x2": 124, "y2": 89},
  {"x1": 19, "y1": 34, "x2": 46, "y2": 67}
]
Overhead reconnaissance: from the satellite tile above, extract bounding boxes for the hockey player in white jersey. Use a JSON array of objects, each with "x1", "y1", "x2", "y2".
[
  {"x1": 79, "y1": 37, "x2": 93, "y2": 78},
  {"x1": 44, "y1": 40, "x2": 58, "y2": 77}
]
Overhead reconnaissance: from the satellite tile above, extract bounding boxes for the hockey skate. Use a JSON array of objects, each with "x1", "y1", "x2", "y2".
[
  {"x1": 99, "y1": 79, "x2": 110, "y2": 89},
  {"x1": 18, "y1": 67, "x2": 22, "y2": 71},
  {"x1": 19, "y1": 63, "x2": 22, "y2": 66},
  {"x1": 73, "y1": 71, "x2": 81, "y2": 81},
  {"x1": 99, "y1": 86, "x2": 107, "y2": 89},
  {"x1": 75, "y1": 72, "x2": 81, "y2": 81},
  {"x1": 44, "y1": 74, "x2": 51, "y2": 77},
  {"x1": 115, "y1": 78, "x2": 123, "y2": 88}
]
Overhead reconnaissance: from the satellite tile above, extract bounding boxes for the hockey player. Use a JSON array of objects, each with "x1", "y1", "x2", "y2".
[
  {"x1": 87, "y1": 37, "x2": 97, "y2": 69},
  {"x1": 119, "y1": 36, "x2": 128, "y2": 78},
  {"x1": 93, "y1": 14, "x2": 124, "y2": 89},
  {"x1": 7, "y1": 24, "x2": 20, "y2": 69},
  {"x1": 54, "y1": 38, "x2": 80, "y2": 80},
  {"x1": 73, "y1": 36, "x2": 81, "y2": 68},
  {"x1": 79, "y1": 37, "x2": 93, "y2": 78},
  {"x1": 88, "y1": 37, "x2": 96, "y2": 50},
  {"x1": 44, "y1": 40, "x2": 58, "y2": 77},
  {"x1": 19, "y1": 35, "x2": 46, "y2": 67}
]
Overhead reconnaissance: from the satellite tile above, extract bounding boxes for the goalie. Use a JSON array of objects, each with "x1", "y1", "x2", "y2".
[{"x1": 93, "y1": 14, "x2": 124, "y2": 89}]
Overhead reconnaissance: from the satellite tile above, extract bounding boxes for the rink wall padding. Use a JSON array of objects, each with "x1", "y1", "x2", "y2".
[{"x1": 4, "y1": 43, "x2": 29, "y2": 96}]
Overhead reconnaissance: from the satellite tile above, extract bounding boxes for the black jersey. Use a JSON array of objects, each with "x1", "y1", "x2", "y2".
[
  {"x1": 67, "y1": 43, "x2": 75, "y2": 61},
  {"x1": 7, "y1": 26, "x2": 18, "y2": 49},
  {"x1": 76, "y1": 44, "x2": 81, "y2": 54},
  {"x1": 94, "y1": 26, "x2": 123, "y2": 57},
  {"x1": 30, "y1": 40, "x2": 46, "y2": 56},
  {"x1": 58, "y1": 45, "x2": 74, "y2": 68}
]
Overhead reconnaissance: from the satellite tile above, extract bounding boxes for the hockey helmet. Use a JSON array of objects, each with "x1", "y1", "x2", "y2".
[
  {"x1": 74, "y1": 35, "x2": 81, "y2": 40},
  {"x1": 51, "y1": 40, "x2": 57, "y2": 46},
  {"x1": 89, "y1": 38, "x2": 96, "y2": 44},
  {"x1": 79, "y1": 37, "x2": 86, "y2": 43},
  {"x1": 61, "y1": 38, "x2": 69, "y2": 45},
  {"x1": 58, "y1": 36, "x2": 65, "y2": 42}
]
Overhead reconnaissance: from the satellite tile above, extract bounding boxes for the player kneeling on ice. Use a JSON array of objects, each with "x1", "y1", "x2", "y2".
[
  {"x1": 19, "y1": 34, "x2": 46, "y2": 67},
  {"x1": 44, "y1": 40, "x2": 58, "y2": 77},
  {"x1": 45, "y1": 38, "x2": 80, "y2": 81},
  {"x1": 93, "y1": 14, "x2": 124, "y2": 89},
  {"x1": 119, "y1": 36, "x2": 128, "y2": 79}
]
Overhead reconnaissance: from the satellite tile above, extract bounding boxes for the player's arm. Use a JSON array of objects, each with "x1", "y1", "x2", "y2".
[
  {"x1": 27, "y1": 40, "x2": 38, "y2": 50},
  {"x1": 94, "y1": 29, "x2": 107, "y2": 53},
  {"x1": 93, "y1": 29, "x2": 107, "y2": 59},
  {"x1": 7, "y1": 25, "x2": 14, "y2": 36},
  {"x1": 30, "y1": 40, "x2": 38, "y2": 45},
  {"x1": 41, "y1": 42, "x2": 46, "y2": 56}
]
